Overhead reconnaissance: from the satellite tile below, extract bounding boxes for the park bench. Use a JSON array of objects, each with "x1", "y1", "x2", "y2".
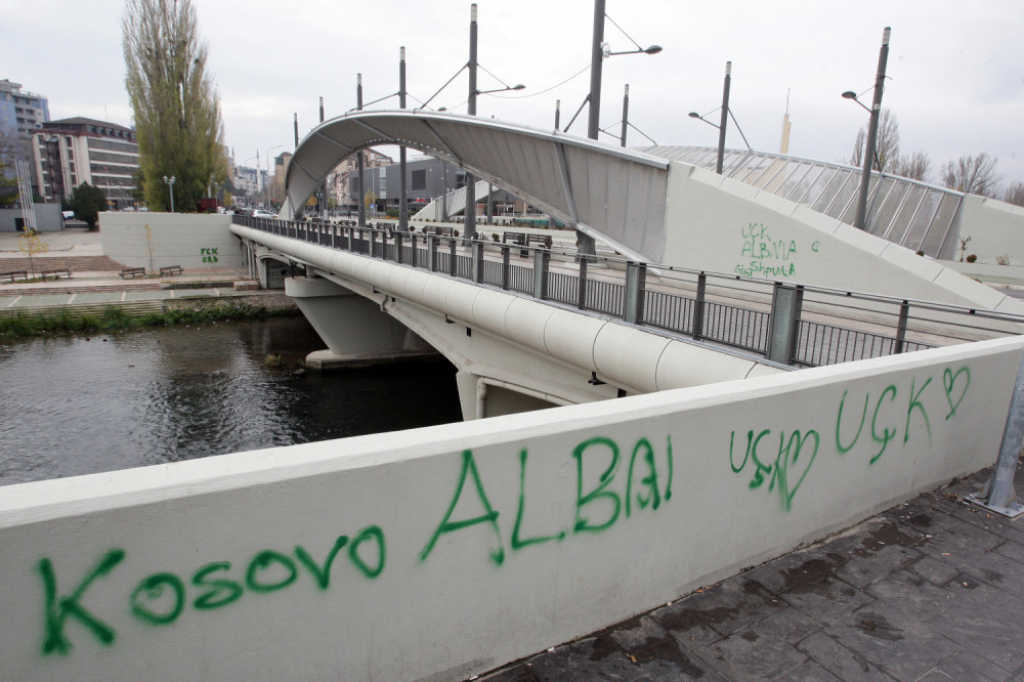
[
  {"x1": 120, "y1": 267, "x2": 146, "y2": 279},
  {"x1": 159, "y1": 265, "x2": 183, "y2": 277},
  {"x1": 41, "y1": 268, "x2": 71, "y2": 280},
  {"x1": 1, "y1": 271, "x2": 28, "y2": 282}
]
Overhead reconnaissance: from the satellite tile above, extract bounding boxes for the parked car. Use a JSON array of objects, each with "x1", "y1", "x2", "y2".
[
  {"x1": 252, "y1": 209, "x2": 275, "y2": 218},
  {"x1": 62, "y1": 210, "x2": 75, "y2": 220}
]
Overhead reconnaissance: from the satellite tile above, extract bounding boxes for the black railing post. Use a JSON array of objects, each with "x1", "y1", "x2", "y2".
[
  {"x1": 410, "y1": 234, "x2": 418, "y2": 267},
  {"x1": 533, "y1": 249, "x2": 550, "y2": 300},
  {"x1": 370, "y1": 230, "x2": 377, "y2": 258},
  {"x1": 767, "y1": 282, "x2": 804, "y2": 365},
  {"x1": 624, "y1": 262, "x2": 647, "y2": 324},
  {"x1": 473, "y1": 241, "x2": 484, "y2": 283},
  {"x1": 693, "y1": 272, "x2": 707, "y2": 340},
  {"x1": 449, "y1": 238, "x2": 457, "y2": 277},
  {"x1": 894, "y1": 300, "x2": 910, "y2": 353},
  {"x1": 577, "y1": 256, "x2": 588, "y2": 310},
  {"x1": 428, "y1": 236, "x2": 437, "y2": 272},
  {"x1": 395, "y1": 232, "x2": 404, "y2": 264},
  {"x1": 501, "y1": 245, "x2": 510, "y2": 290}
]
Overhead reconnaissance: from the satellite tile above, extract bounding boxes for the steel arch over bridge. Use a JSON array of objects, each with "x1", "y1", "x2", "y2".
[{"x1": 283, "y1": 110, "x2": 670, "y2": 262}]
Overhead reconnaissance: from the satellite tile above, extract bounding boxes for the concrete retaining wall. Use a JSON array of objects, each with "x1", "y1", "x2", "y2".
[
  {"x1": 99, "y1": 212, "x2": 242, "y2": 270},
  {"x1": 957, "y1": 194, "x2": 1024, "y2": 267},
  {"x1": 662, "y1": 164, "x2": 1024, "y2": 315},
  {"x1": 0, "y1": 334, "x2": 1020, "y2": 681}
]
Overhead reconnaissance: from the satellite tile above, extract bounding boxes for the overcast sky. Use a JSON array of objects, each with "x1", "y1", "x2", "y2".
[{"x1": 5, "y1": 0, "x2": 1023, "y2": 188}]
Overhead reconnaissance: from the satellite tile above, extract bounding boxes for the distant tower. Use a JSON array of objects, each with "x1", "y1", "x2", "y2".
[{"x1": 780, "y1": 89, "x2": 792, "y2": 154}]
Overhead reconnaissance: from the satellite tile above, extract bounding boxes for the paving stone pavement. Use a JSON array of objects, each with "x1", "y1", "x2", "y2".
[{"x1": 475, "y1": 462, "x2": 1024, "y2": 681}]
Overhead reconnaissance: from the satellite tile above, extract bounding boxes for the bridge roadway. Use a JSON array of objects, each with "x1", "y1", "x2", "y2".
[{"x1": 232, "y1": 216, "x2": 1021, "y2": 421}]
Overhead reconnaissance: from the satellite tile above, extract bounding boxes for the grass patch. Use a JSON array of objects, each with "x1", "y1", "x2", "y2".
[{"x1": 0, "y1": 304, "x2": 300, "y2": 340}]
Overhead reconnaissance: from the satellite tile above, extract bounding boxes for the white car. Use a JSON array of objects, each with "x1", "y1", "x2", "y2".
[{"x1": 252, "y1": 209, "x2": 276, "y2": 218}]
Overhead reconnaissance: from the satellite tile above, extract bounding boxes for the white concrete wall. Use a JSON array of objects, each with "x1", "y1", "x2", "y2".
[
  {"x1": 662, "y1": 163, "x2": 1024, "y2": 314},
  {"x1": 0, "y1": 335, "x2": 1020, "y2": 681},
  {"x1": 100, "y1": 212, "x2": 242, "y2": 271},
  {"x1": 957, "y1": 194, "x2": 1024, "y2": 267}
]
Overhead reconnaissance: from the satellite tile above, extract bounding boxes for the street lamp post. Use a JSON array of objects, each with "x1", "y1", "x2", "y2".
[
  {"x1": 844, "y1": 26, "x2": 891, "y2": 231},
  {"x1": 582, "y1": 0, "x2": 661, "y2": 254},
  {"x1": 399, "y1": 48, "x2": 408, "y2": 232},
  {"x1": 688, "y1": 61, "x2": 752, "y2": 175},
  {"x1": 464, "y1": 4, "x2": 479, "y2": 241},
  {"x1": 357, "y1": 74, "x2": 366, "y2": 227},
  {"x1": 716, "y1": 62, "x2": 731, "y2": 174},
  {"x1": 162, "y1": 175, "x2": 176, "y2": 213}
]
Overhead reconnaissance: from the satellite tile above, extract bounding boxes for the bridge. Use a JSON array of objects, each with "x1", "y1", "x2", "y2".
[{"x1": 2, "y1": 111, "x2": 1024, "y2": 681}]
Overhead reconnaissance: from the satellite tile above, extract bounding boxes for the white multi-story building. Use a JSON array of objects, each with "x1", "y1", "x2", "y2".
[{"x1": 32, "y1": 117, "x2": 139, "y2": 209}]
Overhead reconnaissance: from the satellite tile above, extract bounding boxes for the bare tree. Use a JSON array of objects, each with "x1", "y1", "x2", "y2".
[
  {"x1": 847, "y1": 108, "x2": 900, "y2": 173},
  {"x1": 890, "y1": 151, "x2": 932, "y2": 182},
  {"x1": 1004, "y1": 180, "x2": 1024, "y2": 207},
  {"x1": 941, "y1": 153, "x2": 1001, "y2": 197}
]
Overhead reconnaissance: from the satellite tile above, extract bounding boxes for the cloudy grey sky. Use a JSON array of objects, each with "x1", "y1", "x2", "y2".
[{"x1": 5, "y1": 0, "x2": 1023, "y2": 187}]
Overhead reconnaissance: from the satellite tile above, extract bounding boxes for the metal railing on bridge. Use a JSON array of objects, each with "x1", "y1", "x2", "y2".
[{"x1": 234, "y1": 216, "x2": 1024, "y2": 368}]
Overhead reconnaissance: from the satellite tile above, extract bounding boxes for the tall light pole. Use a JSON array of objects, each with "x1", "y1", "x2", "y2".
[
  {"x1": 399, "y1": 48, "x2": 409, "y2": 232},
  {"x1": 357, "y1": 74, "x2": 366, "y2": 227},
  {"x1": 716, "y1": 62, "x2": 731, "y2": 174},
  {"x1": 845, "y1": 26, "x2": 891, "y2": 231},
  {"x1": 320, "y1": 96, "x2": 328, "y2": 220},
  {"x1": 162, "y1": 175, "x2": 176, "y2": 213},
  {"x1": 582, "y1": 0, "x2": 661, "y2": 254},
  {"x1": 464, "y1": 4, "x2": 479, "y2": 240},
  {"x1": 620, "y1": 85, "x2": 629, "y2": 147}
]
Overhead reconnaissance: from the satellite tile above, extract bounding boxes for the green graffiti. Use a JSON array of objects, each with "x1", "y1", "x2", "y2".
[
  {"x1": 943, "y1": 366, "x2": 970, "y2": 419},
  {"x1": 39, "y1": 549, "x2": 125, "y2": 655},
  {"x1": 774, "y1": 430, "x2": 820, "y2": 511},
  {"x1": 348, "y1": 526, "x2": 386, "y2": 579},
  {"x1": 130, "y1": 573, "x2": 185, "y2": 626},
  {"x1": 246, "y1": 551, "x2": 298, "y2": 593},
  {"x1": 420, "y1": 449, "x2": 504, "y2": 565},
  {"x1": 904, "y1": 377, "x2": 933, "y2": 444},
  {"x1": 665, "y1": 436, "x2": 674, "y2": 502},
  {"x1": 835, "y1": 390, "x2": 869, "y2": 454},
  {"x1": 294, "y1": 536, "x2": 348, "y2": 590},
  {"x1": 730, "y1": 429, "x2": 819, "y2": 510},
  {"x1": 512, "y1": 449, "x2": 562, "y2": 550},
  {"x1": 729, "y1": 429, "x2": 774, "y2": 487},
  {"x1": 626, "y1": 438, "x2": 661, "y2": 517},
  {"x1": 574, "y1": 437, "x2": 622, "y2": 533},
  {"x1": 192, "y1": 562, "x2": 244, "y2": 610},
  {"x1": 870, "y1": 385, "x2": 898, "y2": 464}
]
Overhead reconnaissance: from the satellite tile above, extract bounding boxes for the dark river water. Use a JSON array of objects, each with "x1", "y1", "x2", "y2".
[{"x1": 0, "y1": 316, "x2": 464, "y2": 486}]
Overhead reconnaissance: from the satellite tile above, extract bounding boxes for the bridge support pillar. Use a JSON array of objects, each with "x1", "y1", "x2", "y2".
[{"x1": 285, "y1": 276, "x2": 437, "y2": 370}]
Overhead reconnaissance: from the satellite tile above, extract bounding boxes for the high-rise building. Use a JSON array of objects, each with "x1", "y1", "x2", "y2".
[{"x1": 0, "y1": 79, "x2": 50, "y2": 189}]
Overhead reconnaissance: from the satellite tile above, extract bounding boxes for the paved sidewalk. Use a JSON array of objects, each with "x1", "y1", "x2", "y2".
[{"x1": 477, "y1": 464, "x2": 1024, "y2": 681}]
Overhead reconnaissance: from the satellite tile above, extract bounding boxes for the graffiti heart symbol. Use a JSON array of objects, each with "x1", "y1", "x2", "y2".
[
  {"x1": 943, "y1": 367, "x2": 970, "y2": 420},
  {"x1": 777, "y1": 431, "x2": 819, "y2": 511}
]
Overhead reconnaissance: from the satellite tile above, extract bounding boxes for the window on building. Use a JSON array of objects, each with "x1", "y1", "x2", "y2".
[{"x1": 411, "y1": 169, "x2": 426, "y2": 191}]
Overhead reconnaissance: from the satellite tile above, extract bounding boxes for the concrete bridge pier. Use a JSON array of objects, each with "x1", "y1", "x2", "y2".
[{"x1": 285, "y1": 276, "x2": 437, "y2": 370}]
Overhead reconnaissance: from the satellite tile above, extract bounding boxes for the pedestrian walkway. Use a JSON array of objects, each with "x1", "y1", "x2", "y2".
[{"x1": 477, "y1": 465, "x2": 1024, "y2": 682}]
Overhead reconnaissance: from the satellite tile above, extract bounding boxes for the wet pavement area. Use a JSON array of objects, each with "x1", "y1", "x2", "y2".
[{"x1": 477, "y1": 465, "x2": 1024, "y2": 681}]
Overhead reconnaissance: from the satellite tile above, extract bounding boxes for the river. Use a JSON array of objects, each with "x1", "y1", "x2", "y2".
[{"x1": 0, "y1": 316, "x2": 463, "y2": 486}]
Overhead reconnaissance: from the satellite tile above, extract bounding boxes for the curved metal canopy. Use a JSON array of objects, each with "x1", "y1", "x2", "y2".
[{"x1": 283, "y1": 110, "x2": 671, "y2": 262}]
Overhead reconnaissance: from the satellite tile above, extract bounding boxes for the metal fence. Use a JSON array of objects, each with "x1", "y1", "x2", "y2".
[{"x1": 234, "y1": 216, "x2": 1024, "y2": 368}]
